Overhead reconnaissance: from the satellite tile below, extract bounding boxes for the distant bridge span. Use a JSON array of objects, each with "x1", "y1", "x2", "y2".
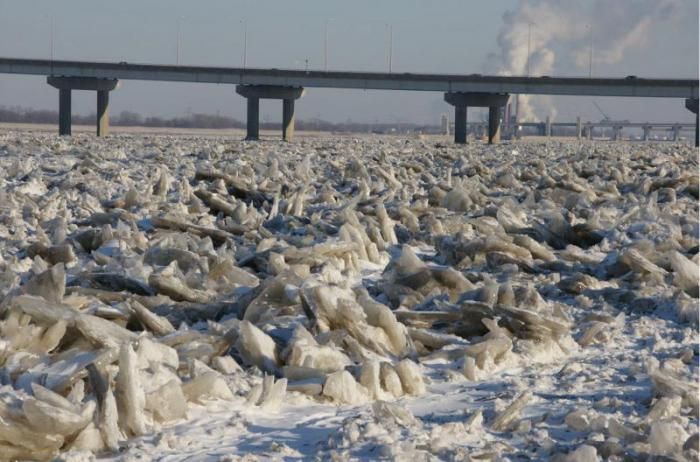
[{"x1": 0, "y1": 57, "x2": 697, "y2": 145}]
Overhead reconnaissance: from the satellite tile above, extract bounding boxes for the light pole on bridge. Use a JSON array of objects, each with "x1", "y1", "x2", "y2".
[
  {"x1": 241, "y1": 19, "x2": 248, "y2": 69},
  {"x1": 526, "y1": 22, "x2": 532, "y2": 76},
  {"x1": 386, "y1": 23, "x2": 393, "y2": 73},
  {"x1": 587, "y1": 24, "x2": 594, "y2": 78},
  {"x1": 176, "y1": 16, "x2": 185, "y2": 65},
  {"x1": 324, "y1": 19, "x2": 332, "y2": 71}
]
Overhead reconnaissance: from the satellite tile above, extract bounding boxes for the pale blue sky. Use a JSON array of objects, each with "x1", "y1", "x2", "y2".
[{"x1": 0, "y1": 0, "x2": 697, "y2": 124}]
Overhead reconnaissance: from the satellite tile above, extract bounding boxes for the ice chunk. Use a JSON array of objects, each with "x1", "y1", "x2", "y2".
[
  {"x1": 463, "y1": 356, "x2": 477, "y2": 381},
  {"x1": 75, "y1": 314, "x2": 138, "y2": 349},
  {"x1": 392, "y1": 245, "x2": 429, "y2": 283},
  {"x1": 136, "y1": 337, "x2": 179, "y2": 370},
  {"x1": 35, "y1": 320, "x2": 67, "y2": 354},
  {"x1": 236, "y1": 320, "x2": 280, "y2": 373},
  {"x1": 513, "y1": 234, "x2": 556, "y2": 262},
  {"x1": 563, "y1": 444, "x2": 600, "y2": 462},
  {"x1": 670, "y1": 251, "x2": 699, "y2": 297},
  {"x1": 11, "y1": 294, "x2": 77, "y2": 325},
  {"x1": 647, "y1": 396, "x2": 682, "y2": 422},
  {"x1": 22, "y1": 263, "x2": 65, "y2": 304},
  {"x1": 31, "y1": 382, "x2": 79, "y2": 413},
  {"x1": 380, "y1": 362, "x2": 404, "y2": 398},
  {"x1": 129, "y1": 300, "x2": 175, "y2": 336},
  {"x1": 69, "y1": 422, "x2": 105, "y2": 452},
  {"x1": 145, "y1": 379, "x2": 188, "y2": 422},
  {"x1": 620, "y1": 248, "x2": 667, "y2": 276},
  {"x1": 87, "y1": 365, "x2": 120, "y2": 451},
  {"x1": 322, "y1": 370, "x2": 368, "y2": 405},
  {"x1": 491, "y1": 391, "x2": 532, "y2": 431},
  {"x1": 356, "y1": 289, "x2": 409, "y2": 356},
  {"x1": 394, "y1": 359, "x2": 425, "y2": 396},
  {"x1": 285, "y1": 325, "x2": 351, "y2": 373},
  {"x1": 442, "y1": 188, "x2": 471, "y2": 212},
  {"x1": 182, "y1": 372, "x2": 234, "y2": 402},
  {"x1": 116, "y1": 343, "x2": 148, "y2": 436},
  {"x1": 649, "y1": 420, "x2": 688, "y2": 456},
  {"x1": 565, "y1": 409, "x2": 592, "y2": 432},
  {"x1": 212, "y1": 355, "x2": 243, "y2": 375},
  {"x1": 256, "y1": 375, "x2": 287, "y2": 410},
  {"x1": 464, "y1": 336, "x2": 512, "y2": 363},
  {"x1": 359, "y1": 360, "x2": 383, "y2": 400},
  {"x1": 650, "y1": 371, "x2": 698, "y2": 409},
  {"x1": 23, "y1": 398, "x2": 95, "y2": 436},
  {"x1": 372, "y1": 400, "x2": 418, "y2": 427},
  {"x1": 376, "y1": 203, "x2": 398, "y2": 246}
]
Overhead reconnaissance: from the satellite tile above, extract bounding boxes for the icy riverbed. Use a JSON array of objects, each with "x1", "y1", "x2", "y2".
[{"x1": 0, "y1": 131, "x2": 697, "y2": 461}]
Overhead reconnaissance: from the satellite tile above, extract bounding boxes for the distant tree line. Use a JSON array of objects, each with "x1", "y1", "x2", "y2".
[{"x1": 0, "y1": 105, "x2": 440, "y2": 134}]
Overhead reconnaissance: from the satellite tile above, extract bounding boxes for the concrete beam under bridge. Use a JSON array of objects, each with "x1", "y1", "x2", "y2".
[
  {"x1": 686, "y1": 98, "x2": 699, "y2": 147},
  {"x1": 443, "y1": 92, "x2": 509, "y2": 144},
  {"x1": 236, "y1": 85, "x2": 304, "y2": 141},
  {"x1": 47, "y1": 77, "x2": 119, "y2": 137}
]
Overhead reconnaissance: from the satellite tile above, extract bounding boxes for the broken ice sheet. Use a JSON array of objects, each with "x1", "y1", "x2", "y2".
[{"x1": 0, "y1": 133, "x2": 696, "y2": 461}]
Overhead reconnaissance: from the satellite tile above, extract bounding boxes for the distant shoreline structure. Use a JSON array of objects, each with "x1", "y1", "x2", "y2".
[
  {"x1": 0, "y1": 106, "x2": 694, "y2": 141},
  {"x1": 0, "y1": 105, "x2": 439, "y2": 135}
]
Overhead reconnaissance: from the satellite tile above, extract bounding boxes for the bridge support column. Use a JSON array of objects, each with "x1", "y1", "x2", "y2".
[
  {"x1": 236, "y1": 85, "x2": 304, "y2": 141},
  {"x1": 58, "y1": 89, "x2": 71, "y2": 136},
  {"x1": 685, "y1": 98, "x2": 698, "y2": 147},
  {"x1": 97, "y1": 90, "x2": 110, "y2": 137},
  {"x1": 47, "y1": 77, "x2": 119, "y2": 137},
  {"x1": 545, "y1": 116, "x2": 552, "y2": 138},
  {"x1": 488, "y1": 106, "x2": 501, "y2": 144},
  {"x1": 282, "y1": 99, "x2": 295, "y2": 141},
  {"x1": 576, "y1": 117, "x2": 582, "y2": 139},
  {"x1": 611, "y1": 126, "x2": 622, "y2": 141},
  {"x1": 642, "y1": 125, "x2": 651, "y2": 141},
  {"x1": 246, "y1": 97, "x2": 260, "y2": 140},
  {"x1": 671, "y1": 124, "x2": 681, "y2": 142},
  {"x1": 454, "y1": 106, "x2": 467, "y2": 144},
  {"x1": 444, "y1": 92, "x2": 509, "y2": 145}
]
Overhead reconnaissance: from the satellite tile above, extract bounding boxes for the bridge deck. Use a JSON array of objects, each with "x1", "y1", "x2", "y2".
[{"x1": 0, "y1": 57, "x2": 697, "y2": 98}]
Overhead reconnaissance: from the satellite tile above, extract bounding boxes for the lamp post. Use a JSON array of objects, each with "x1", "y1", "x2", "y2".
[
  {"x1": 50, "y1": 16, "x2": 54, "y2": 61},
  {"x1": 176, "y1": 16, "x2": 184, "y2": 65},
  {"x1": 386, "y1": 23, "x2": 393, "y2": 73},
  {"x1": 324, "y1": 19, "x2": 330, "y2": 71},
  {"x1": 587, "y1": 24, "x2": 593, "y2": 78},
  {"x1": 241, "y1": 19, "x2": 247, "y2": 69},
  {"x1": 526, "y1": 22, "x2": 532, "y2": 76}
]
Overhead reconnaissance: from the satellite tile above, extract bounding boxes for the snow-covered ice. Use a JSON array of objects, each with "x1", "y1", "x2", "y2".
[{"x1": 0, "y1": 130, "x2": 697, "y2": 461}]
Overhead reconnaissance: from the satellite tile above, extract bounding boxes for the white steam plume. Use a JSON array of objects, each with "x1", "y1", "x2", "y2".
[{"x1": 486, "y1": 0, "x2": 688, "y2": 121}]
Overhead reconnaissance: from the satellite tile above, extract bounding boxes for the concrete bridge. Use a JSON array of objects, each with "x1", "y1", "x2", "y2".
[
  {"x1": 512, "y1": 119, "x2": 697, "y2": 141},
  {"x1": 0, "y1": 57, "x2": 698, "y2": 146}
]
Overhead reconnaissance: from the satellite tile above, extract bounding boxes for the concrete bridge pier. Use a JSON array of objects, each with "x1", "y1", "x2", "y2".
[
  {"x1": 545, "y1": 116, "x2": 552, "y2": 138},
  {"x1": 444, "y1": 92, "x2": 509, "y2": 144},
  {"x1": 47, "y1": 77, "x2": 119, "y2": 136},
  {"x1": 685, "y1": 98, "x2": 699, "y2": 147},
  {"x1": 671, "y1": 124, "x2": 682, "y2": 142},
  {"x1": 642, "y1": 125, "x2": 652, "y2": 141},
  {"x1": 611, "y1": 126, "x2": 623, "y2": 141},
  {"x1": 453, "y1": 106, "x2": 467, "y2": 144},
  {"x1": 576, "y1": 117, "x2": 582, "y2": 139},
  {"x1": 488, "y1": 106, "x2": 501, "y2": 144},
  {"x1": 236, "y1": 85, "x2": 304, "y2": 141},
  {"x1": 585, "y1": 124, "x2": 594, "y2": 140}
]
